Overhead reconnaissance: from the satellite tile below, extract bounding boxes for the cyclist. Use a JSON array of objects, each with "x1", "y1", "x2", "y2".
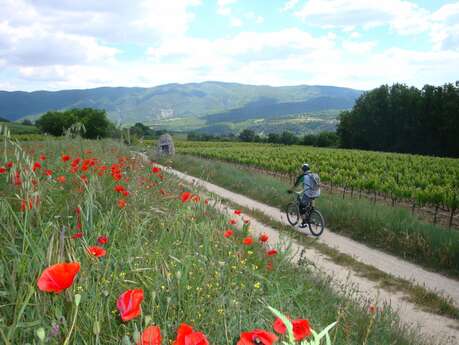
[{"x1": 288, "y1": 163, "x2": 321, "y2": 226}]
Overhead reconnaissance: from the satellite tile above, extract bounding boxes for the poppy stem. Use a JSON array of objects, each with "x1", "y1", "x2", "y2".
[{"x1": 63, "y1": 295, "x2": 81, "y2": 345}]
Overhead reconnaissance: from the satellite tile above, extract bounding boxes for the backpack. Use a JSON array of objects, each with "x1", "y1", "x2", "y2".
[{"x1": 309, "y1": 173, "x2": 321, "y2": 197}]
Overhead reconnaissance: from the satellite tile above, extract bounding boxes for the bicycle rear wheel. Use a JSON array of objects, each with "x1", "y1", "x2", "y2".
[
  {"x1": 308, "y1": 209, "x2": 325, "y2": 236},
  {"x1": 286, "y1": 202, "x2": 300, "y2": 226}
]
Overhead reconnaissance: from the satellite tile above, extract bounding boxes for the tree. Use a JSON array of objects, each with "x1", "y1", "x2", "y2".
[
  {"x1": 239, "y1": 129, "x2": 256, "y2": 142},
  {"x1": 279, "y1": 131, "x2": 298, "y2": 145},
  {"x1": 21, "y1": 119, "x2": 34, "y2": 126},
  {"x1": 36, "y1": 108, "x2": 112, "y2": 139}
]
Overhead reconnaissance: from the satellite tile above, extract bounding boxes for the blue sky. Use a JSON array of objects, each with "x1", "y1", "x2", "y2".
[{"x1": 0, "y1": 0, "x2": 458, "y2": 91}]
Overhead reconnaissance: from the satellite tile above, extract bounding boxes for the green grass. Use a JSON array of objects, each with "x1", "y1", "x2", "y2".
[
  {"x1": 161, "y1": 154, "x2": 459, "y2": 278},
  {"x1": 218, "y1": 199, "x2": 459, "y2": 321},
  {"x1": 0, "y1": 121, "x2": 40, "y2": 134},
  {"x1": 0, "y1": 138, "x2": 423, "y2": 344}
]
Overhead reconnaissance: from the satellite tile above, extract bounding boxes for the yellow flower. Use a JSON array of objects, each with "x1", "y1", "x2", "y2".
[{"x1": 254, "y1": 282, "x2": 261, "y2": 289}]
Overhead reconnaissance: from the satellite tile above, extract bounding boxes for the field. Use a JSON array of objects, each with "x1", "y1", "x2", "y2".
[
  {"x1": 0, "y1": 135, "x2": 424, "y2": 344},
  {"x1": 162, "y1": 154, "x2": 459, "y2": 277},
  {"x1": 174, "y1": 141, "x2": 459, "y2": 227}
]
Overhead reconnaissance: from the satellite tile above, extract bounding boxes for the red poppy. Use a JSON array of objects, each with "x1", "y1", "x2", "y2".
[
  {"x1": 61, "y1": 154, "x2": 71, "y2": 162},
  {"x1": 243, "y1": 219, "x2": 250, "y2": 224},
  {"x1": 115, "y1": 185, "x2": 125, "y2": 193},
  {"x1": 228, "y1": 219, "x2": 237, "y2": 225},
  {"x1": 32, "y1": 162, "x2": 41, "y2": 172},
  {"x1": 237, "y1": 329, "x2": 277, "y2": 345},
  {"x1": 118, "y1": 198, "x2": 127, "y2": 208},
  {"x1": 88, "y1": 246, "x2": 106, "y2": 257},
  {"x1": 56, "y1": 175, "x2": 66, "y2": 183},
  {"x1": 117, "y1": 289, "x2": 144, "y2": 321},
  {"x1": 20, "y1": 199, "x2": 33, "y2": 211},
  {"x1": 14, "y1": 171, "x2": 21, "y2": 186},
  {"x1": 224, "y1": 229, "x2": 234, "y2": 238},
  {"x1": 181, "y1": 192, "x2": 191, "y2": 203},
  {"x1": 39, "y1": 154, "x2": 46, "y2": 161},
  {"x1": 273, "y1": 318, "x2": 311, "y2": 341},
  {"x1": 204, "y1": 199, "x2": 209, "y2": 205},
  {"x1": 72, "y1": 232, "x2": 84, "y2": 239},
  {"x1": 0, "y1": 167, "x2": 6, "y2": 174},
  {"x1": 45, "y1": 169, "x2": 53, "y2": 176},
  {"x1": 243, "y1": 236, "x2": 253, "y2": 245},
  {"x1": 266, "y1": 261, "x2": 273, "y2": 271},
  {"x1": 6, "y1": 161, "x2": 13, "y2": 168},
  {"x1": 152, "y1": 167, "x2": 161, "y2": 173},
  {"x1": 122, "y1": 190, "x2": 130, "y2": 197},
  {"x1": 173, "y1": 323, "x2": 209, "y2": 345},
  {"x1": 97, "y1": 235, "x2": 108, "y2": 245},
  {"x1": 137, "y1": 325, "x2": 162, "y2": 345},
  {"x1": 267, "y1": 249, "x2": 278, "y2": 257},
  {"x1": 259, "y1": 233, "x2": 269, "y2": 243},
  {"x1": 37, "y1": 262, "x2": 80, "y2": 293},
  {"x1": 191, "y1": 194, "x2": 200, "y2": 203},
  {"x1": 234, "y1": 209, "x2": 241, "y2": 215}
]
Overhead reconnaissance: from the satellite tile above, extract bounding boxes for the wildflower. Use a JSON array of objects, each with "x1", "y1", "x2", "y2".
[
  {"x1": 32, "y1": 162, "x2": 42, "y2": 172},
  {"x1": 237, "y1": 329, "x2": 277, "y2": 345},
  {"x1": 173, "y1": 323, "x2": 209, "y2": 345},
  {"x1": 369, "y1": 304, "x2": 377, "y2": 314},
  {"x1": 45, "y1": 169, "x2": 53, "y2": 177},
  {"x1": 97, "y1": 235, "x2": 109, "y2": 245},
  {"x1": 243, "y1": 236, "x2": 253, "y2": 245},
  {"x1": 266, "y1": 261, "x2": 273, "y2": 271},
  {"x1": 115, "y1": 185, "x2": 125, "y2": 193},
  {"x1": 259, "y1": 233, "x2": 269, "y2": 243},
  {"x1": 72, "y1": 232, "x2": 84, "y2": 239},
  {"x1": 137, "y1": 325, "x2": 162, "y2": 345},
  {"x1": 117, "y1": 289, "x2": 144, "y2": 321},
  {"x1": 14, "y1": 170, "x2": 22, "y2": 186},
  {"x1": 234, "y1": 209, "x2": 241, "y2": 215},
  {"x1": 191, "y1": 194, "x2": 200, "y2": 203},
  {"x1": 88, "y1": 246, "x2": 106, "y2": 258},
  {"x1": 118, "y1": 198, "x2": 127, "y2": 208},
  {"x1": 20, "y1": 199, "x2": 33, "y2": 211},
  {"x1": 6, "y1": 161, "x2": 13, "y2": 168},
  {"x1": 37, "y1": 262, "x2": 80, "y2": 293},
  {"x1": 224, "y1": 229, "x2": 234, "y2": 238},
  {"x1": 39, "y1": 154, "x2": 46, "y2": 161},
  {"x1": 267, "y1": 249, "x2": 278, "y2": 257},
  {"x1": 152, "y1": 167, "x2": 161, "y2": 173},
  {"x1": 228, "y1": 219, "x2": 237, "y2": 225},
  {"x1": 181, "y1": 192, "x2": 191, "y2": 203},
  {"x1": 122, "y1": 190, "x2": 130, "y2": 197},
  {"x1": 204, "y1": 199, "x2": 209, "y2": 205},
  {"x1": 57, "y1": 175, "x2": 66, "y2": 183},
  {"x1": 273, "y1": 318, "x2": 311, "y2": 341},
  {"x1": 0, "y1": 167, "x2": 6, "y2": 174},
  {"x1": 61, "y1": 154, "x2": 71, "y2": 162}
]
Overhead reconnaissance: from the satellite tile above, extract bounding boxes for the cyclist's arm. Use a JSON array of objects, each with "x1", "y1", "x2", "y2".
[{"x1": 291, "y1": 175, "x2": 303, "y2": 189}]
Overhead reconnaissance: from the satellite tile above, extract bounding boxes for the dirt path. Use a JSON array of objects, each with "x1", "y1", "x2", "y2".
[{"x1": 158, "y1": 163, "x2": 459, "y2": 345}]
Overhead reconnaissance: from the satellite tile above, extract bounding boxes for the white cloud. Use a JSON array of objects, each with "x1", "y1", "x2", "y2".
[
  {"x1": 282, "y1": 0, "x2": 300, "y2": 12},
  {"x1": 430, "y1": 2, "x2": 459, "y2": 51},
  {"x1": 342, "y1": 40, "x2": 376, "y2": 54},
  {"x1": 217, "y1": 0, "x2": 238, "y2": 16},
  {"x1": 295, "y1": 0, "x2": 430, "y2": 35},
  {"x1": 230, "y1": 18, "x2": 243, "y2": 27}
]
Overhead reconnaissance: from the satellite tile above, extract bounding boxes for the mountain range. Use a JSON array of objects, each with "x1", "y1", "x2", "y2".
[{"x1": 0, "y1": 81, "x2": 363, "y2": 134}]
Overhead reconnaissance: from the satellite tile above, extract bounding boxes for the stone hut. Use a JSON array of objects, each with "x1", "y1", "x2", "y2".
[{"x1": 155, "y1": 134, "x2": 175, "y2": 156}]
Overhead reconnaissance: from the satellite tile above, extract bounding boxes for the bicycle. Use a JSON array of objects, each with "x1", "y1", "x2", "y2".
[{"x1": 286, "y1": 191, "x2": 325, "y2": 236}]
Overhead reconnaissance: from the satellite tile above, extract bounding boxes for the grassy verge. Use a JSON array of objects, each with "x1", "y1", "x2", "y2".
[
  {"x1": 0, "y1": 139, "x2": 423, "y2": 344},
  {"x1": 219, "y1": 198, "x2": 459, "y2": 321},
  {"x1": 160, "y1": 154, "x2": 459, "y2": 278}
]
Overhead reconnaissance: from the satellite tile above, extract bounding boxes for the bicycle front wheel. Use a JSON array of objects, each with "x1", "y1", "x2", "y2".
[
  {"x1": 286, "y1": 202, "x2": 300, "y2": 226},
  {"x1": 308, "y1": 209, "x2": 325, "y2": 236}
]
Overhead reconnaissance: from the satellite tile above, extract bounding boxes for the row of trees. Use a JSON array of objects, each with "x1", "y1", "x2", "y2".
[
  {"x1": 187, "y1": 129, "x2": 339, "y2": 147},
  {"x1": 337, "y1": 83, "x2": 459, "y2": 157}
]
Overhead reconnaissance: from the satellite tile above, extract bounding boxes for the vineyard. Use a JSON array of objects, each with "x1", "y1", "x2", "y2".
[{"x1": 175, "y1": 141, "x2": 459, "y2": 227}]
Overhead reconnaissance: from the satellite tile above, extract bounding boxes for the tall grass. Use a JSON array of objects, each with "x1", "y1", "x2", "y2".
[
  {"x1": 163, "y1": 154, "x2": 459, "y2": 278},
  {"x1": 0, "y1": 138, "x2": 422, "y2": 344}
]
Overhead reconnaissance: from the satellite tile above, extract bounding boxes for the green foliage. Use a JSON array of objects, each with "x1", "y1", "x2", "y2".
[
  {"x1": 337, "y1": 83, "x2": 459, "y2": 157},
  {"x1": 174, "y1": 141, "x2": 459, "y2": 214},
  {"x1": 0, "y1": 121, "x2": 40, "y2": 135},
  {"x1": 36, "y1": 108, "x2": 112, "y2": 138}
]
